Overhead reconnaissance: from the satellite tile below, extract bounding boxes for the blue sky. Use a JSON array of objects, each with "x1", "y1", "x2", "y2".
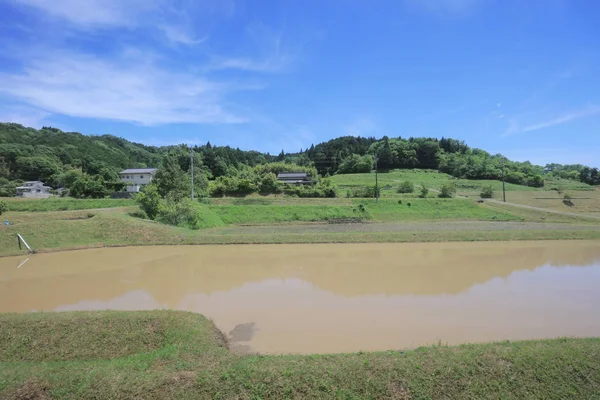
[{"x1": 0, "y1": 0, "x2": 599, "y2": 166}]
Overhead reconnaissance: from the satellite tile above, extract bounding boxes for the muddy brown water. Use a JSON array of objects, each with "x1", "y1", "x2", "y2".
[{"x1": 1, "y1": 241, "x2": 600, "y2": 354}]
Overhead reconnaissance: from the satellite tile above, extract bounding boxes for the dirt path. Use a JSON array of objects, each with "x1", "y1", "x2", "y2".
[
  {"x1": 205, "y1": 221, "x2": 600, "y2": 235},
  {"x1": 485, "y1": 199, "x2": 600, "y2": 221}
]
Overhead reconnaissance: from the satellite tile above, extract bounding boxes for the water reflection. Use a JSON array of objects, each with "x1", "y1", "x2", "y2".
[{"x1": 1, "y1": 241, "x2": 600, "y2": 353}]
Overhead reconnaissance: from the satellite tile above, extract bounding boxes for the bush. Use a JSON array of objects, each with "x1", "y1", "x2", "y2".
[
  {"x1": 134, "y1": 184, "x2": 162, "y2": 220},
  {"x1": 0, "y1": 200, "x2": 6, "y2": 216},
  {"x1": 129, "y1": 209, "x2": 147, "y2": 219},
  {"x1": 397, "y1": 180, "x2": 414, "y2": 194},
  {"x1": 156, "y1": 198, "x2": 199, "y2": 228},
  {"x1": 438, "y1": 183, "x2": 456, "y2": 198},
  {"x1": 563, "y1": 193, "x2": 574, "y2": 207},
  {"x1": 527, "y1": 174, "x2": 545, "y2": 188},
  {"x1": 347, "y1": 185, "x2": 379, "y2": 198},
  {"x1": 480, "y1": 185, "x2": 494, "y2": 199},
  {"x1": 419, "y1": 185, "x2": 429, "y2": 198}
]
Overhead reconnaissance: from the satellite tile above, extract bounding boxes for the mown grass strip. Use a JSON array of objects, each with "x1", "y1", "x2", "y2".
[{"x1": 1, "y1": 311, "x2": 599, "y2": 399}]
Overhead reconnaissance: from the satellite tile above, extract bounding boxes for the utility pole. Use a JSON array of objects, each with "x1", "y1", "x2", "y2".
[
  {"x1": 374, "y1": 157, "x2": 379, "y2": 203},
  {"x1": 190, "y1": 149, "x2": 194, "y2": 200},
  {"x1": 502, "y1": 162, "x2": 506, "y2": 203}
]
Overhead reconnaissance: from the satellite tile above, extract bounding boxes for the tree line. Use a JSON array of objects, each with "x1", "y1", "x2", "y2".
[{"x1": 1, "y1": 123, "x2": 598, "y2": 198}]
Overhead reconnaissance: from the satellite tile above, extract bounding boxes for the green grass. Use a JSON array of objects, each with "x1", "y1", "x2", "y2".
[
  {"x1": 2, "y1": 208, "x2": 599, "y2": 257},
  {"x1": 210, "y1": 204, "x2": 369, "y2": 224},
  {"x1": 1, "y1": 197, "x2": 135, "y2": 212},
  {"x1": 353, "y1": 198, "x2": 521, "y2": 221},
  {"x1": 1, "y1": 311, "x2": 599, "y2": 399},
  {"x1": 330, "y1": 169, "x2": 595, "y2": 197}
]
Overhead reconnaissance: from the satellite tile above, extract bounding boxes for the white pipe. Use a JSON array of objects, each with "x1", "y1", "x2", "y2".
[{"x1": 17, "y1": 234, "x2": 33, "y2": 253}]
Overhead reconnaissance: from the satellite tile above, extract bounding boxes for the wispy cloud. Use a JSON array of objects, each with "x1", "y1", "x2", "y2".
[
  {"x1": 522, "y1": 106, "x2": 600, "y2": 133},
  {"x1": 12, "y1": 0, "x2": 156, "y2": 29},
  {"x1": 1, "y1": 1, "x2": 297, "y2": 126},
  {"x1": 0, "y1": 105, "x2": 50, "y2": 128},
  {"x1": 209, "y1": 56, "x2": 290, "y2": 73},
  {"x1": 504, "y1": 105, "x2": 600, "y2": 136},
  {"x1": 0, "y1": 50, "x2": 248, "y2": 125},
  {"x1": 158, "y1": 25, "x2": 207, "y2": 46}
]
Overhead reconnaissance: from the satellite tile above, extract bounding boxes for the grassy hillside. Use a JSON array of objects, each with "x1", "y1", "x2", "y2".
[
  {"x1": 1, "y1": 311, "x2": 599, "y2": 399},
  {"x1": 331, "y1": 169, "x2": 595, "y2": 198}
]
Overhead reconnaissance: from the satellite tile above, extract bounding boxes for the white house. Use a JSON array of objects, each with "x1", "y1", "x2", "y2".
[
  {"x1": 16, "y1": 181, "x2": 53, "y2": 198},
  {"x1": 119, "y1": 168, "x2": 157, "y2": 193}
]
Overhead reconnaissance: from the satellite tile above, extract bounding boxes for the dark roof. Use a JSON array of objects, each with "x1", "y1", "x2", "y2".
[
  {"x1": 277, "y1": 172, "x2": 308, "y2": 179},
  {"x1": 120, "y1": 168, "x2": 157, "y2": 174}
]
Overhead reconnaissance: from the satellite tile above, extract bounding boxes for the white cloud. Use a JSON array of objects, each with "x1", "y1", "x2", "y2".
[
  {"x1": 13, "y1": 0, "x2": 156, "y2": 28},
  {"x1": 521, "y1": 105, "x2": 600, "y2": 133},
  {"x1": 158, "y1": 25, "x2": 207, "y2": 46},
  {"x1": 504, "y1": 105, "x2": 600, "y2": 136},
  {"x1": 0, "y1": 105, "x2": 50, "y2": 128},
  {"x1": 209, "y1": 56, "x2": 290, "y2": 73},
  {"x1": 0, "y1": 51, "x2": 248, "y2": 125}
]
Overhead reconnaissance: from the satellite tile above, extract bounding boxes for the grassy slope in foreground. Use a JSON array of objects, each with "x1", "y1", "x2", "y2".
[{"x1": 1, "y1": 311, "x2": 599, "y2": 399}]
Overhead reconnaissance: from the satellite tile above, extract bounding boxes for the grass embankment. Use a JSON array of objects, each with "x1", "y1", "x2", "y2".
[
  {"x1": 1, "y1": 311, "x2": 599, "y2": 399},
  {"x1": 2, "y1": 207, "x2": 600, "y2": 257},
  {"x1": 1, "y1": 197, "x2": 135, "y2": 211}
]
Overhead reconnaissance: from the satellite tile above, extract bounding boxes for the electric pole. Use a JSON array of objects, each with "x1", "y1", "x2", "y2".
[
  {"x1": 191, "y1": 149, "x2": 194, "y2": 200},
  {"x1": 502, "y1": 162, "x2": 506, "y2": 203},
  {"x1": 374, "y1": 157, "x2": 379, "y2": 203}
]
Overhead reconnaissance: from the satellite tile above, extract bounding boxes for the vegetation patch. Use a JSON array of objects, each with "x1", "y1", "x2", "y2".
[
  {"x1": 2, "y1": 198, "x2": 135, "y2": 212},
  {"x1": 1, "y1": 311, "x2": 599, "y2": 399}
]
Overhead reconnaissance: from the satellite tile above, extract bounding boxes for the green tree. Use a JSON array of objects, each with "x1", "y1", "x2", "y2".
[
  {"x1": 153, "y1": 155, "x2": 189, "y2": 199},
  {"x1": 15, "y1": 156, "x2": 62, "y2": 182},
  {"x1": 69, "y1": 174, "x2": 110, "y2": 198},
  {"x1": 419, "y1": 184, "x2": 429, "y2": 198},
  {"x1": 0, "y1": 200, "x2": 7, "y2": 216},
  {"x1": 259, "y1": 173, "x2": 282, "y2": 193},
  {"x1": 397, "y1": 180, "x2": 414, "y2": 194},
  {"x1": 135, "y1": 184, "x2": 162, "y2": 219}
]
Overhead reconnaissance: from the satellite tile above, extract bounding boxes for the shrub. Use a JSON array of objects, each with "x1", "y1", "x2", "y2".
[
  {"x1": 527, "y1": 174, "x2": 545, "y2": 188},
  {"x1": 563, "y1": 193, "x2": 574, "y2": 207},
  {"x1": 419, "y1": 185, "x2": 429, "y2": 198},
  {"x1": 438, "y1": 183, "x2": 456, "y2": 198},
  {"x1": 157, "y1": 198, "x2": 199, "y2": 228},
  {"x1": 397, "y1": 180, "x2": 414, "y2": 194},
  {"x1": 0, "y1": 200, "x2": 6, "y2": 216},
  {"x1": 129, "y1": 209, "x2": 147, "y2": 219},
  {"x1": 347, "y1": 186, "x2": 377, "y2": 198},
  {"x1": 480, "y1": 185, "x2": 494, "y2": 199},
  {"x1": 134, "y1": 184, "x2": 162, "y2": 220}
]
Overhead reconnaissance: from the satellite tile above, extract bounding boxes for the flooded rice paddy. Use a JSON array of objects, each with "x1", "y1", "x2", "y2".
[{"x1": 1, "y1": 241, "x2": 600, "y2": 354}]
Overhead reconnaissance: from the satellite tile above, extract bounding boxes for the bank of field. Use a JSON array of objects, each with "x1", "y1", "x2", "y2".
[
  {"x1": 0, "y1": 311, "x2": 598, "y2": 399},
  {"x1": 1, "y1": 197, "x2": 135, "y2": 212},
  {"x1": 2, "y1": 204, "x2": 600, "y2": 256}
]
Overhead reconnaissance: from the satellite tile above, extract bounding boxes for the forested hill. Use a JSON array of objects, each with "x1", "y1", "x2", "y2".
[{"x1": 1, "y1": 123, "x2": 599, "y2": 193}]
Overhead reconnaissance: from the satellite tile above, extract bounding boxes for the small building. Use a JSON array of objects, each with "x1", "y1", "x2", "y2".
[
  {"x1": 119, "y1": 168, "x2": 157, "y2": 193},
  {"x1": 16, "y1": 181, "x2": 53, "y2": 198},
  {"x1": 276, "y1": 172, "x2": 313, "y2": 184}
]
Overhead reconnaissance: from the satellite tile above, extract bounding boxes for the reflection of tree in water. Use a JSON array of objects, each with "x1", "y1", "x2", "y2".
[{"x1": 1, "y1": 242, "x2": 600, "y2": 312}]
